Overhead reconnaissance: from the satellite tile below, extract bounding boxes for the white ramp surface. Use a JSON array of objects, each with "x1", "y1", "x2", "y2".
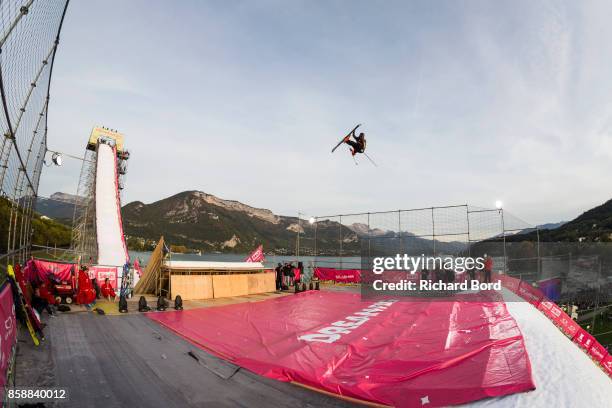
[
  {"x1": 95, "y1": 143, "x2": 128, "y2": 267},
  {"x1": 470, "y1": 289, "x2": 612, "y2": 407}
]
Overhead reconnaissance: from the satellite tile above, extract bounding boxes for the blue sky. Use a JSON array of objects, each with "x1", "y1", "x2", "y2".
[{"x1": 41, "y1": 0, "x2": 612, "y2": 225}]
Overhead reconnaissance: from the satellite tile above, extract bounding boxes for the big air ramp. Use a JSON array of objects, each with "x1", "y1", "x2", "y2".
[{"x1": 95, "y1": 142, "x2": 128, "y2": 267}]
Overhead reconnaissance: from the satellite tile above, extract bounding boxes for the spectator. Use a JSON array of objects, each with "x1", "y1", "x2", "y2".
[
  {"x1": 101, "y1": 278, "x2": 116, "y2": 301},
  {"x1": 484, "y1": 255, "x2": 493, "y2": 284}
]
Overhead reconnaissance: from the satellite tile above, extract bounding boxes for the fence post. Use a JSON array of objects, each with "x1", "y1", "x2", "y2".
[
  {"x1": 465, "y1": 205, "x2": 471, "y2": 256},
  {"x1": 339, "y1": 215, "x2": 343, "y2": 270},
  {"x1": 398, "y1": 210, "x2": 402, "y2": 255},
  {"x1": 431, "y1": 207, "x2": 436, "y2": 256},
  {"x1": 501, "y1": 208, "x2": 507, "y2": 274}
]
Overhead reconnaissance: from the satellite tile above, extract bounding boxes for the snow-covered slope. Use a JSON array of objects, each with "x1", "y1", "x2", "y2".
[
  {"x1": 95, "y1": 143, "x2": 128, "y2": 267},
  {"x1": 470, "y1": 289, "x2": 611, "y2": 407}
]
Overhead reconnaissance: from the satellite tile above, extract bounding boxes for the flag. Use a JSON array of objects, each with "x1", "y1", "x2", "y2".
[
  {"x1": 134, "y1": 259, "x2": 143, "y2": 277},
  {"x1": 245, "y1": 245, "x2": 265, "y2": 263}
]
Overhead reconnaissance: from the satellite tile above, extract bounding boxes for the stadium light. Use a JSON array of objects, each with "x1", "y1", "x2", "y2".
[
  {"x1": 309, "y1": 217, "x2": 316, "y2": 224},
  {"x1": 495, "y1": 200, "x2": 503, "y2": 210},
  {"x1": 51, "y1": 152, "x2": 62, "y2": 166}
]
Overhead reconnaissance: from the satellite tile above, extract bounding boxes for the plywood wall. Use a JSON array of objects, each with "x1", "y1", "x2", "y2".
[
  {"x1": 170, "y1": 275, "x2": 213, "y2": 300},
  {"x1": 247, "y1": 273, "x2": 276, "y2": 294}
]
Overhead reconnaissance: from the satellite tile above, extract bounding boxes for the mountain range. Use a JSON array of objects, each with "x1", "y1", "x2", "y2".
[{"x1": 34, "y1": 190, "x2": 612, "y2": 253}]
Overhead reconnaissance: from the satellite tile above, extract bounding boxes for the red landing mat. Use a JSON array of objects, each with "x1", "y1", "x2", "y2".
[{"x1": 148, "y1": 291, "x2": 534, "y2": 407}]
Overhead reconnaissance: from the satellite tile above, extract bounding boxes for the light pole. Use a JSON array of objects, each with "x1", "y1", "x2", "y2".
[{"x1": 496, "y1": 200, "x2": 506, "y2": 274}]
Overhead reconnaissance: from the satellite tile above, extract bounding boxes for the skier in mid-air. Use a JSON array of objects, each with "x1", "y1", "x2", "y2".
[
  {"x1": 343, "y1": 130, "x2": 366, "y2": 156},
  {"x1": 331, "y1": 124, "x2": 377, "y2": 166}
]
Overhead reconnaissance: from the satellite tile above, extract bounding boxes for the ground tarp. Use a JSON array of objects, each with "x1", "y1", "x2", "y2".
[{"x1": 148, "y1": 290, "x2": 535, "y2": 407}]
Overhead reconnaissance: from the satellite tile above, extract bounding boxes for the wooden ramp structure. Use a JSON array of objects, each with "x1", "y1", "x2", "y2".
[{"x1": 133, "y1": 236, "x2": 165, "y2": 295}]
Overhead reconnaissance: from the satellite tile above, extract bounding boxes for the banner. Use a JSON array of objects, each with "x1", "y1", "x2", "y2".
[
  {"x1": 602, "y1": 354, "x2": 612, "y2": 377},
  {"x1": 536, "y1": 300, "x2": 581, "y2": 337},
  {"x1": 245, "y1": 245, "x2": 265, "y2": 263},
  {"x1": 504, "y1": 276, "x2": 521, "y2": 294},
  {"x1": 0, "y1": 284, "x2": 16, "y2": 400},
  {"x1": 517, "y1": 281, "x2": 544, "y2": 306},
  {"x1": 573, "y1": 329, "x2": 596, "y2": 351},
  {"x1": 134, "y1": 259, "x2": 143, "y2": 277},
  {"x1": 149, "y1": 291, "x2": 534, "y2": 407},
  {"x1": 23, "y1": 259, "x2": 73, "y2": 284},
  {"x1": 88, "y1": 266, "x2": 119, "y2": 289},
  {"x1": 314, "y1": 267, "x2": 361, "y2": 283},
  {"x1": 588, "y1": 341, "x2": 608, "y2": 363}
]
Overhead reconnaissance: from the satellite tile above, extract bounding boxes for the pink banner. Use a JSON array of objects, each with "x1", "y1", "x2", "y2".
[
  {"x1": 573, "y1": 329, "x2": 596, "y2": 351},
  {"x1": 88, "y1": 266, "x2": 118, "y2": 289},
  {"x1": 517, "y1": 281, "x2": 544, "y2": 306},
  {"x1": 149, "y1": 291, "x2": 534, "y2": 407},
  {"x1": 23, "y1": 259, "x2": 73, "y2": 284},
  {"x1": 602, "y1": 354, "x2": 612, "y2": 377},
  {"x1": 245, "y1": 245, "x2": 265, "y2": 263},
  {"x1": 504, "y1": 276, "x2": 521, "y2": 294},
  {"x1": 588, "y1": 341, "x2": 608, "y2": 363},
  {"x1": 314, "y1": 267, "x2": 361, "y2": 283},
  {"x1": 0, "y1": 284, "x2": 17, "y2": 400},
  {"x1": 554, "y1": 309, "x2": 581, "y2": 338}
]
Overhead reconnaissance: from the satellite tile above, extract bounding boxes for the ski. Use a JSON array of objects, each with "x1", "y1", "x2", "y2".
[
  {"x1": 332, "y1": 124, "x2": 361, "y2": 153},
  {"x1": 8, "y1": 265, "x2": 40, "y2": 346}
]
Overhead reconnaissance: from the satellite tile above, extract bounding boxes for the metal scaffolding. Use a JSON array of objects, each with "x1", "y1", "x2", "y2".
[{"x1": 70, "y1": 149, "x2": 97, "y2": 263}]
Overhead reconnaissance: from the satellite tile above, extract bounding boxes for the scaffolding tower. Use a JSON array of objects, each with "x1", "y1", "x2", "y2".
[{"x1": 70, "y1": 149, "x2": 97, "y2": 263}]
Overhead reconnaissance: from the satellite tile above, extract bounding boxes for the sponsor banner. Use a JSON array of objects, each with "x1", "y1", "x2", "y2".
[
  {"x1": 0, "y1": 284, "x2": 16, "y2": 400},
  {"x1": 148, "y1": 291, "x2": 534, "y2": 407},
  {"x1": 314, "y1": 267, "x2": 361, "y2": 283},
  {"x1": 88, "y1": 266, "x2": 119, "y2": 289},
  {"x1": 588, "y1": 341, "x2": 608, "y2": 363},
  {"x1": 573, "y1": 329, "x2": 596, "y2": 351},
  {"x1": 23, "y1": 259, "x2": 73, "y2": 284},
  {"x1": 536, "y1": 300, "x2": 581, "y2": 338},
  {"x1": 517, "y1": 281, "x2": 544, "y2": 306},
  {"x1": 555, "y1": 310, "x2": 581, "y2": 338},
  {"x1": 602, "y1": 354, "x2": 612, "y2": 377},
  {"x1": 504, "y1": 276, "x2": 521, "y2": 294}
]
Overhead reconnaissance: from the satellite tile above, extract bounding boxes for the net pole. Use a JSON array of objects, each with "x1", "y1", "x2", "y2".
[
  {"x1": 398, "y1": 210, "x2": 402, "y2": 254},
  {"x1": 339, "y1": 215, "x2": 343, "y2": 270},
  {"x1": 465, "y1": 204, "x2": 472, "y2": 257},
  {"x1": 431, "y1": 207, "x2": 436, "y2": 256}
]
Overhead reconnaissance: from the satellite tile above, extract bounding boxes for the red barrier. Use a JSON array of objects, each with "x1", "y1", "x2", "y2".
[
  {"x1": 588, "y1": 341, "x2": 608, "y2": 363},
  {"x1": 517, "y1": 281, "x2": 544, "y2": 306},
  {"x1": 504, "y1": 276, "x2": 521, "y2": 294},
  {"x1": 573, "y1": 329, "x2": 596, "y2": 351},
  {"x1": 554, "y1": 309, "x2": 581, "y2": 338},
  {"x1": 602, "y1": 354, "x2": 612, "y2": 377},
  {"x1": 314, "y1": 267, "x2": 361, "y2": 283},
  {"x1": 0, "y1": 284, "x2": 17, "y2": 400},
  {"x1": 149, "y1": 291, "x2": 534, "y2": 407}
]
